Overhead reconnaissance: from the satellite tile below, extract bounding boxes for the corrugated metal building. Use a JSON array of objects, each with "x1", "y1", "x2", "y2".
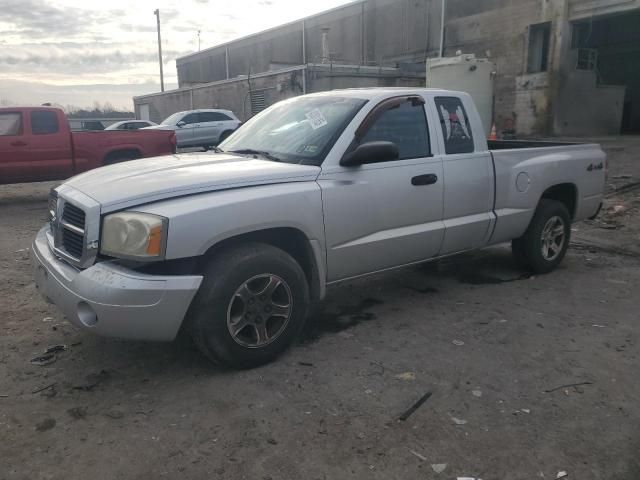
[{"x1": 134, "y1": 0, "x2": 640, "y2": 136}]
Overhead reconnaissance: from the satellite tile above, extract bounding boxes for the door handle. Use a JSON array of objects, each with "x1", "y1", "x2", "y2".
[
  {"x1": 411, "y1": 174, "x2": 438, "y2": 186},
  {"x1": 10, "y1": 141, "x2": 27, "y2": 147}
]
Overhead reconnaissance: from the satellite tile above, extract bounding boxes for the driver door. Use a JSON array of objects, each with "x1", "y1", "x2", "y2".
[{"x1": 318, "y1": 96, "x2": 445, "y2": 281}]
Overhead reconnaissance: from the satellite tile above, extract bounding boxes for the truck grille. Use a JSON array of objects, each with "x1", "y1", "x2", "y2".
[
  {"x1": 52, "y1": 198, "x2": 87, "y2": 262},
  {"x1": 62, "y1": 203, "x2": 86, "y2": 230},
  {"x1": 62, "y1": 228, "x2": 84, "y2": 258},
  {"x1": 48, "y1": 189, "x2": 99, "y2": 269}
]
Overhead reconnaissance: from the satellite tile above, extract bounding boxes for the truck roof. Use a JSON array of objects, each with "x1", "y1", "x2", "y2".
[
  {"x1": 306, "y1": 87, "x2": 466, "y2": 101},
  {"x1": 0, "y1": 106, "x2": 63, "y2": 113}
]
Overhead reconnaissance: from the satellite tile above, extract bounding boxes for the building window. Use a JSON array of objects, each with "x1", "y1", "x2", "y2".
[
  {"x1": 250, "y1": 90, "x2": 267, "y2": 115},
  {"x1": 527, "y1": 22, "x2": 551, "y2": 73}
]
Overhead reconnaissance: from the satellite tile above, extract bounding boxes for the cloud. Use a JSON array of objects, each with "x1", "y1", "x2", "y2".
[
  {"x1": 0, "y1": 77, "x2": 176, "y2": 110},
  {"x1": 0, "y1": 42, "x2": 189, "y2": 76},
  {"x1": 0, "y1": 0, "x2": 355, "y2": 106},
  {"x1": 0, "y1": 0, "x2": 121, "y2": 38}
]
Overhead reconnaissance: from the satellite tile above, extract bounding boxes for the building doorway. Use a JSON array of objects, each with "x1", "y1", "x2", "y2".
[{"x1": 572, "y1": 10, "x2": 640, "y2": 133}]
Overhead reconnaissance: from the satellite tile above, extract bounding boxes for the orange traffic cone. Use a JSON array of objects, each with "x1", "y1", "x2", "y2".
[{"x1": 488, "y1": 123, "x2": 497, "y2": 141}]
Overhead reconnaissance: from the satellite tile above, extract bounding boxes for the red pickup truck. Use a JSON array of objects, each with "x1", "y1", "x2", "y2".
[{"x1": 0, "y1": 107, "x2": 176, "y2": 184}]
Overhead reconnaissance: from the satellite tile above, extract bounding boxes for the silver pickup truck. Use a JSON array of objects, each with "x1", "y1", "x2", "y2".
[{"x1": 33, "y1": 88, "x2": 605, "y2": 368}]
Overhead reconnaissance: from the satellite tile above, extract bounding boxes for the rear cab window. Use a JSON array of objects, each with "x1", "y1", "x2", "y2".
[
  {"x1": 360, "y1": 99, "x2": 430, "y2": 160},
  {"x1": 31, "y1": 111, "x2": 59, "y2": 135},
  {"x1": 0, "y1": 113, "x2": 23, "y2": 136},
  {"x1": 435, "y1": 97, "x2": 474, "y2": 154}
]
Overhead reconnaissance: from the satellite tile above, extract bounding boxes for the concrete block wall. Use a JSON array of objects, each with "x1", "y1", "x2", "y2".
[
  {"x1": 134, "y1": 66, "x2": 424, "y2": 123},
  {"x1": 445, "y1": 0, "x2": 559, "y2": 136}
]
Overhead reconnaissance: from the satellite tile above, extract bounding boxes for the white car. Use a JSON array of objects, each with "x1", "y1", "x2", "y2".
[
  {"x1": 105, "y1": 120, "x2": 157, "y2": 130},
  {"x1": 146, "y1": 109, "x2": 241, "y2": 149}
]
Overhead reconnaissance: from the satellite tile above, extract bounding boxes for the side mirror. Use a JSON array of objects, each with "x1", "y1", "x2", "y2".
[
  {"x1": 340, "y1": 141, "x2": 399, "y2": 167},
  {"x1": 177, "y1": 121, "x2": 186, "y2": 128}
]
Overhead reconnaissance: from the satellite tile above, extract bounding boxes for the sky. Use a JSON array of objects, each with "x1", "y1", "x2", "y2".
[{"x1": 0, "y1": 0, "x2": 353, "y2": 110}]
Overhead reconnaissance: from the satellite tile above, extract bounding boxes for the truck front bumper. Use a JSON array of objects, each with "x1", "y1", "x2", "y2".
[{"x1": 32, "y1": 226, "x2": 203, "y2": 341}]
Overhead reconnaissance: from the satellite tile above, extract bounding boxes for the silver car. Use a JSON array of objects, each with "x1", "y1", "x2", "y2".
[
  {"x1": 147, "y1": 109, "x2": 241, "y2": 148},
  {"x1": 105, "y1": 120, "x2": 157, "y2": 130}
]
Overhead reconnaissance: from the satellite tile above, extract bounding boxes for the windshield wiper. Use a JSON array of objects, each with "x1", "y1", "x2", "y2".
[{"x1": 228, "y1": 149, "x2": 282, "y2": 162}]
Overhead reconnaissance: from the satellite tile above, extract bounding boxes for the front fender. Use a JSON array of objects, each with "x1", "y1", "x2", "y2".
[{"x1": 136, "y1": 181, "x2": 326, "y2": 269}]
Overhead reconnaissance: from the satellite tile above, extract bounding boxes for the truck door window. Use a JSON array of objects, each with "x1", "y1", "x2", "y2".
[
  {"x1": 0, "y1": 113, "x2": 22, "y2": 136},
  {"x1": 435, "y1": 97, "x2": 474, "y2": 154},
  {"x1": 31, "y1": 111, "x2": 59, "y2": 135},
  {"x1": 360, "y1": 101, "x2": 430, "y2": 160}
]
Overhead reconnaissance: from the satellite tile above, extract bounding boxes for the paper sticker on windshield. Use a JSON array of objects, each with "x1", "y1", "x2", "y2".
[
  {"x1": 305, "y1": 109, "x2": 328, "y2": 130},
  {"x1": 302, "y1": 145, "x2": 318, "y2": 153}
]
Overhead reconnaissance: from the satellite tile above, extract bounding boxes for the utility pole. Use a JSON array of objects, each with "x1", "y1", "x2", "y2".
[
  {"x1": 154, "y1": 9, "x2": 165, "y2": 92},
  {"x1": 439, "y1": 0, "x2": 446, "y2": 57},
  {"x1": 198, "y1": 30, "x2": 201, "y2": 51}
]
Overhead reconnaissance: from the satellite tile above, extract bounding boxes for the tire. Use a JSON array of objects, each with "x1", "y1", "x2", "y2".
[
  {"x1": 511, "y1": 199, "x2": 571, "y2": 274},
  {"x1": 187, "y1": 243, "x2": 310, "y2": 369}
]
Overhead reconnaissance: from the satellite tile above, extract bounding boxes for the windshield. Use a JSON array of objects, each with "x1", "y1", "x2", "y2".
[
  {"x1": 220, "y1": 96, "x2": 367, "y2": 165},
  {"x1": 161, "y1": 112, "x2": 185, "y2": 126}
]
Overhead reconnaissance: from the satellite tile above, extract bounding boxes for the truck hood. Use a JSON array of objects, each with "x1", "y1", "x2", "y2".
[{"x1": 64, "y1": 152, "x2": 321, "y2": 211}]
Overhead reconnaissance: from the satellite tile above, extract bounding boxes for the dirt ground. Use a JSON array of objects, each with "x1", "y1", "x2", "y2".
[{"x1": 1, "y1": 137, "x2": 639, "y2": 480}]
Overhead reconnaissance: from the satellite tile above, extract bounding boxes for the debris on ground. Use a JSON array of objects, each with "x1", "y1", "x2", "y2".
[
  {"x1": 398, "y1": 391, "x2": 432, "y2": 421},
  {"x1": 452, "y1": 339, "x2": 465, "y2": 346},
  {"x1": 409, "y1": 449, "x2": 427, "y2": 461},
  {"x1": 457, "y1": 477, "x2": 482, "y2": 480},
  {"x1": 544, "y1": 381, "x2": 594, "y2": 393},
  {"x1": 471, "y1": 389, "x2": 483, "y2": 397},
  {"x1": 42, "y1": 316, "x2": 54, "y2": 322},
  {"x1": 556, "y1": 471, "x2": 568, "y2": 479},
  {"x1": 395, "y1": 372, "x2": 416, "y2": 381},
  {"x1": 73, "y1": 370, "x2": 111, "y2": 391},
  {"x1": 32, "y1": 383, "x2": 56, "y2": 394},
  {"x1": 30, "y1": 344, "x2": 67, "y2": 366},
  {"x1": 612, "y1": 205, "x2": 626, "y2": 215},
  {"x1": 298, "y1": 362, "x2": 314, "y2": 367},
  {"x1": 67, "y1": 406, "x2": 88, "y2": 420},
  {"x1": 104, "y1": 409, "x2": 125, "y2": 420},
  {"x1": 35, "y1": 418, "x2": 56, "y2": 432},
  {"x1": 431, "y1": 463, "x2": 447, "y2": 473},
  {"x1": 451, "y1": 416, "x2": 468, "y2": 425},
  {"x1": 0, "y1": 394, "x2": 8, "y2": 398}
]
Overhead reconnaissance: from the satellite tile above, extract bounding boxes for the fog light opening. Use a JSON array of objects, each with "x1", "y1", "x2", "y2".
[{"x1": 77, "y1": 301, "x2": 98, "y2": 327}]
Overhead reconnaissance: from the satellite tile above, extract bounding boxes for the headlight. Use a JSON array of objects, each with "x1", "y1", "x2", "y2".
[{"x1": 100, "y1": 212, "x2": 167, "y2": 259}]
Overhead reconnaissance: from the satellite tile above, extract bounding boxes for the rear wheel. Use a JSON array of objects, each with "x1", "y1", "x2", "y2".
[
  {"x1": 511, "y1": 199, "x2": 571, "y2": 274},
  {"x1": 187, "y1": 243, "x2": 310, "y2": 368}
]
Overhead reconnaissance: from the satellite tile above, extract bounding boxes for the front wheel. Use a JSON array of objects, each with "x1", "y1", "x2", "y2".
[
  {"x1": 511, "y1": 199, "x2": 571, "y2": 274},
  {"x1": 187, "y1": 243, "x2": 310, "y2": 368}
]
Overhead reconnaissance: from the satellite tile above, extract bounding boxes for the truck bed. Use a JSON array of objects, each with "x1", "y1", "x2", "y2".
[{"x1": 488, "y1": 141, "x2": 606, "y2": 246}]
